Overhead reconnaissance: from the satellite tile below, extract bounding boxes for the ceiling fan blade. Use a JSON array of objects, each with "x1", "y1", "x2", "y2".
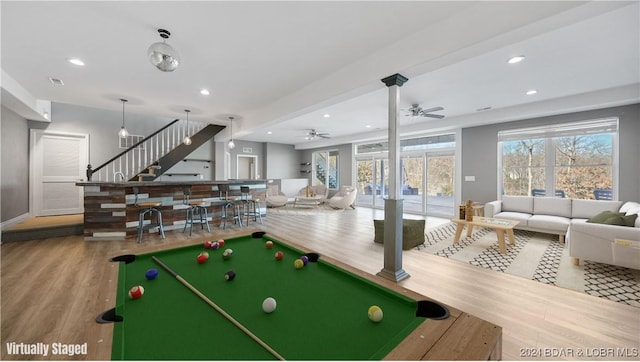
[
  {"x1": 420, "y1": 106, "x2": 444, "y2": 113},
  {"x1": 423, "y1": 114, "x2": 445, "y2": 119},
  {"x1": 319, "y1": 134, "x2": 331, "y2": 138}
]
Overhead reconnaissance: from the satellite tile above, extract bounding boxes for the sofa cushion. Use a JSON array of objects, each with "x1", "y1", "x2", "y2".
[
  {"x1": 501, "y1": 196, "x2": 533, "y2": 214},
  {"x1": 493, "y1": 212, "x2": 531, "y2": 226},
  {"x1": 571, "y1": 199, "x2": 622, "y2": 219},
  {"x1": 533, "y1": 197, "x2": 572, "y2": 218},
  {"x1": 619, "y1": 201, "x2": 640, "y2": 214},
  {"x1": 528, "y1": 215, "x2": 571, "y2": 233}
]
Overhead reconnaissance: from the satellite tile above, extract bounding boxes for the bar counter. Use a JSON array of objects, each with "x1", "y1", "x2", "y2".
[{"x1": 76, "y1": 180, "x2": 267, "y2": 241}]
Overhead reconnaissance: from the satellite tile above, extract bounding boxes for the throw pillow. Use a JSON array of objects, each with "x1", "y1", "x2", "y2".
[
  {"x1": 587, "y1": 210, "x2": 620, "y2": 224},
  {"x1": 589, "y1": 212, "x2": 638, "y2": 227}
]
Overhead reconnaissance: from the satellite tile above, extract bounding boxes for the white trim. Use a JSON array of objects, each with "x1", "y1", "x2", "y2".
[
  {"x1": 236, "y1": 154, "x2": 258, "y2": 179},
  {"x1": 0, "y1": 213, "x2": 31, "y2": 231}
]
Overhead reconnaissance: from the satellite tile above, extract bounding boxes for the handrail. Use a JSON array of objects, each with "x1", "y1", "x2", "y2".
[{"x1": 87, "y1": 119, "x2": 179, "y2": 180}]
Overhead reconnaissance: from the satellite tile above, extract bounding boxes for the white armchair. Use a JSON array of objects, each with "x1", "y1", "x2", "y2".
[
  {"x1": 329, "y1": 185, "x2": 357, "y2": 209},
  {"x1": 266, "y1": 185, "x2": 288, "y2": 207}
]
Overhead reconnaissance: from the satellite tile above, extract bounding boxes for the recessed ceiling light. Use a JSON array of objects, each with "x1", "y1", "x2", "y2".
[
  {"x1": 48, "y1": 77, "x2": 64, "y2": 85},
  {"x1": 267, "y1": 131, "x2": 273, "y2": 135},
  {"x1": 507, "y1": 55, "x2": 525, "y2": 64},
  {"x1": 323, "y1": 114, "x2": 330, "y2": 118},
  {"x1": 365, "y1": 125, "x2": 372, "y2": 128},
  {"x1": 526, "y1": 89, "x2": 537, "y2": 95},
  {"x1": 200, "y1": 89, "x2": 210, "y2": 95},
  {"x1": 68, "y1": 58, "x2": 85, "y2": 66}
]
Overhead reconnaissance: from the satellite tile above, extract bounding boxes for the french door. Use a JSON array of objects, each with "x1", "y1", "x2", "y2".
[{"x1": 356, "y1": 151, "x2": 455, "y2": 216}]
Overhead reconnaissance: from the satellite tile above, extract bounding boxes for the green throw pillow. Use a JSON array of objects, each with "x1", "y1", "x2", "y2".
[
  {"x1": 587, "y1": 210, "x2": 620, "y2": 223},
  {"x1": 588, "y1": 212, "x2": 637, "y2": 227}
]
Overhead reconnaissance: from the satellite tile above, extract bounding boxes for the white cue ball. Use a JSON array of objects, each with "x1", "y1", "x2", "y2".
[{"x1": 262, "y1": 297, "x2": 277, "y2": 313}]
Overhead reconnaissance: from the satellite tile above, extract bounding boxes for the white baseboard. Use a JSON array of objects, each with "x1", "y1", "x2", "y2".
[{"x1": 1, "y1": 213, "x2": 31, "y2": 231}]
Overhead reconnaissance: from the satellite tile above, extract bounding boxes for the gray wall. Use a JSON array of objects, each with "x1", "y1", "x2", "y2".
[
  {"x1": 33, "y1": 102, "x2": 175, "y2": 168},
  {"x1": 1, "y1": 106, "x2": 30, "y2": 222},
  {"x1": 264, "y1": 142, "x2": 302, "y2": 179},
  {"x1": 227, "y1": 140, "x2": 266, "y2": 179},
  {"x1": 461, "y1": 103, "x2": 640, "y2": 203}
]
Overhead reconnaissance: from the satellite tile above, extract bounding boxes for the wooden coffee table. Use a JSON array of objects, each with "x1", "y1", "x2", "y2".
[{"x1": 450, "y1": 216, "x2": 519, "y2": 254}]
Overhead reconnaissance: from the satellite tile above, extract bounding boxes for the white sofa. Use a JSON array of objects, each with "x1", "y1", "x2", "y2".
[{"x1": 485, "y1": 196, "x2": 640, "y2": 269}]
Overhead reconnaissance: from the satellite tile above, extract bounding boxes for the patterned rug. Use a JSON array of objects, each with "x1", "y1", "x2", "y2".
[
  {"x1": 267, "y1": 204, "x2": 344, "y2": 215},
  {"x1": 416, "y1": 223, "x2": 640, "y2": 307}
]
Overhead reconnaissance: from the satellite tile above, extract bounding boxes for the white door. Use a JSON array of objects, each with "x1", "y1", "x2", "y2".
[{"x1": 30, "y1": 130, "x2": 88, "y2": 216}]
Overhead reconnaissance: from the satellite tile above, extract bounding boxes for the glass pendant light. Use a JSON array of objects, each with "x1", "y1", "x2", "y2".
[
  {"x1": 118, "y1": 99, "x2": 129, "y2": 137},
  {"x1": 227, "y1": 116, "x2": 235, "y2": 149},
  {"x1": 183, "y1": 110, "x2": 192, "y2": 145},
  {"x1": 148, "y1": 29, "x2": 180, "y2": 72}
]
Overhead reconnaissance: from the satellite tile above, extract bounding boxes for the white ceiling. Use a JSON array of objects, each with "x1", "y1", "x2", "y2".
[{"x1": 2, "y1": 1, "x2": 639, "y2": 149}]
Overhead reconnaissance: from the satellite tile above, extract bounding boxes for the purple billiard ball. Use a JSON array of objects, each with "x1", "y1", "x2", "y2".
[
  {"x1": 300, "y1": 256, "x2": 309, "y2": 265},
  {"x1": 211, "y1": 241, "x2": 220, "y2": 250}
]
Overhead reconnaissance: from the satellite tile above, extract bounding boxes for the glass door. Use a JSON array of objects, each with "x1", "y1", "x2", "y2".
[
  {"x1": 426, "y1": 152, "x2": 455, "y2": 217},
  {"x1": 373, "y1": 159, "x2": 389, "y2": 207},
  {"x1": 356, "y1": 159, "x2": 373, "y2": 206},
  {"x1": 401, "y1": 155, "x2": 424, "y2": 213}
]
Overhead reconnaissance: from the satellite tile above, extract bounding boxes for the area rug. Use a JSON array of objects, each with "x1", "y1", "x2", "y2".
[
  {"x1": 267, "y1": 204, "x2": 344, "y2": 216},
  {"x1": 416, "y1": 223, "x2": 640, "y2": 307}
]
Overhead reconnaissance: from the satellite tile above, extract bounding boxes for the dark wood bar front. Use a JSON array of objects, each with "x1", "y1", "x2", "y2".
[{"x1": 76, "y1": 180, "x2": 267, "y2": 241}]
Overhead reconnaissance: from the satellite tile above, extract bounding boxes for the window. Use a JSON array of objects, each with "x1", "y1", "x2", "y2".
[
  {"x1": 498, "y1": 119, "x2": 617, "y2": 199},
  {"x1": 313, "y1": 150, "x2": 339, "y2": 189},
  {"x1": 119, "y1": 134, "x2": 144, "y2": 149}
]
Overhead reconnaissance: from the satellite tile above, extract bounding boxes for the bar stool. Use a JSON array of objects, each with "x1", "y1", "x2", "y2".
[
  {"x1": 182, "y1": 187, "x2": 211, "y2": 236},
  {"x1": 218, "y1": 184, "x2": 243, "y2": 229},
  {"x1": 240, "y1": 186, "x2": 263, "y2": 225},
  {"x1": 133, "y1": 187, "x2": 165, "y2": 243}
]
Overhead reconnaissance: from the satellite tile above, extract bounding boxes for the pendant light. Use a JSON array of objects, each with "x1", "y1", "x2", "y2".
[
  {"x1": 227, "y1": 116, "x2": 236, "y2": 149},
  {"x1": 148, "y1": 29, "x2": 180, "y2": 72},
  {"x1": 183, "y1": 110, "x2": 192, "y2": 145},
  {"x1": 118, "y1": 99, "x2": 129, "y2": 137}
]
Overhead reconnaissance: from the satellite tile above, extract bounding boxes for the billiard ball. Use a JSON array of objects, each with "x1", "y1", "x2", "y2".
[
  {"x1": 145, "y1": 268, "x2": 159, "y2": 280},
  {"x1": 262, "y1": 297, "x2": 277, "y2": 313},
  {"x1": 294, "y1": 259, "x2": 304, "y2": 269},
  {"x1": 275, "y1": 251, "x2": 284, "y2": 260},
  {"x1": 204, "y1": 241, "x2": 212, "y2": 249},
  {"x1": 368, "y1": 305, "x2": 383, "y2": 323},
  {"x1": 197, "y1": 252, "x2": 209, "y2": 264},
  {"x1": 217, "y1": 239, "x2": 225, "y2": 247},
  {"x1": 265, "y1": 241, "x2": 274, "y2": 249},
  {"x1": 211, "y1": 241, "x2": 220, "y2": 250},
  {"x1": 224, "y1": 270, "x2": 236, "y2": 281},
  {"x1": 222, "y1": 249, "x2": 233, "y2": 260},
  {"x1": 300, "y1": 256, "x2": 309, "y2": 265},
  {"x1": 128, "y1": 285, "x2": 144, "y2": 299}
]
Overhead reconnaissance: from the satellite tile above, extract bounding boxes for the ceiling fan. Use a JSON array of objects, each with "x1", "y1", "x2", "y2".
[
  {"x1": 404, "y1": 104, "x2": 445, "y2": 119},
  {"x1": 305, "y1": 129, "x2": 331, "y2": 140}
]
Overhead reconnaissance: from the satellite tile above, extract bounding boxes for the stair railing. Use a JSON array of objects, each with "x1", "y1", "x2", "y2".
[{"x1": 87, "y1": 119, "x2": 207, "y2": 182}]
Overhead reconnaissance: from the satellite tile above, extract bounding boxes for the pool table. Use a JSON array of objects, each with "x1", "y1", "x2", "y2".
[{"x1": 98, "y1": 232, "x2": 501, "y2": 360}]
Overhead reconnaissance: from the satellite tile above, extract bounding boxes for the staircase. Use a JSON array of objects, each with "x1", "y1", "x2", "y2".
[{"x1": 87, "y1": 119, "x2": 225, "y2": 182}]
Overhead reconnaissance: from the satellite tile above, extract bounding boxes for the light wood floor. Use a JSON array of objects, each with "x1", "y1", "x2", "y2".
[{"x1": 1, "y1": 208, "x2": 639, "y2": 360}]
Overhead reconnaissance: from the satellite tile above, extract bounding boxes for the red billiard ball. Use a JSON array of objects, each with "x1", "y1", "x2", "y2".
[
  {"x1": 204, "y1": 241, "x2": 213, "y2": 249},
  {"x1": 275, "y1": 251, "x2": 284, "y2": 261},
  {"x1": 265, "y1": 241, "x2": 274, "y2": 249},
  {"x1": 128, "y1": 285, "x2": 144, "y2": 299},
  {"x1": 217, "y1": 239, "x2": 225, "y2": 247},
  {"x1": 197, "y1": 252, "x2": 209, "y2": 264}
]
